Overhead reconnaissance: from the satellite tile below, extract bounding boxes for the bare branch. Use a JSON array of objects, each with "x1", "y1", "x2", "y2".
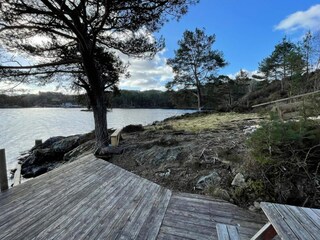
[{"x1": 0, "y1": 59, "x2": 80, "y2": 69}]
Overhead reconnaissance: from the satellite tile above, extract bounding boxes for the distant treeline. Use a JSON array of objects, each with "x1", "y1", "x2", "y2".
[
  {"x1": 108, "y1": 90, "x2": 175, "y2": 109},
  {"x1": 1, "y1": 68, "x2": 320, "y2": 110},
  {"x1": 0, "y1": 90, "x2": 177, "y2": 109},
  {"x1": 0, "y1": 92, "x2": 78, "y2": 108}
]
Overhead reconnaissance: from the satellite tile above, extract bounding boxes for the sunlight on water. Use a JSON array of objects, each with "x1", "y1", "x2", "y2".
[{"x1": 0, "y1": 108, "x2": 194, "y2": 170}]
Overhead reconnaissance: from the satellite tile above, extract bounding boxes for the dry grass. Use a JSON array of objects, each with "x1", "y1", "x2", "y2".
[{"x1": 161, "y1": 112, "x2": 259, "y2": 132}]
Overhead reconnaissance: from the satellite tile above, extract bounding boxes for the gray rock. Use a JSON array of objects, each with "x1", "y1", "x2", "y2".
[
  {"x1": 248, "y1": 205, "x2": 257, "y2": 212},
  {"x1": 32, "y1": 136, "x2": 65, "y2": 150},
  {"x1": 254, "y1": 201, "x2": 261, "y2": 210},
  {"x1": 23, "y1": 148, "x2": 60, "y2": 166},
  {"x1": 158, "y1": 135, "x2": 178, "y2": 146},
  {"x1": 123, "y1": 124, "x2": 144, "y2": 133},
  {"x1": 196, "y1": 171, "x2": 221, "y2": 190},
  {"x1": 159, "y1": 169, "x2": 171, "y2": 178},
  {"x1": 78, "y1": 131, "x2": 95, "y2": 144},
  {"x1": 52, "y1": 136, "x2": 80, "y2": 153},
  {"x1": 63, "y1": 140, "x2": 95, "y2": 162},
  {"x1": 96, "y1": 146, "x2": 124, "y2": 159},
  {"x1": 149, "y1": 146, "x2": 182, "y2": 166},
  {"x1": 231, "y1": 173, "x2": 246, "y2": 187},
  {"x1": 21, "y1": 136, "x2": 83, "y2": 178},
  {"x1": 21, "y1": 165, "x2": 48, "y2": 178},
  {"x1": 212, "y1": 188, "x2": 230, "y2": 201}
]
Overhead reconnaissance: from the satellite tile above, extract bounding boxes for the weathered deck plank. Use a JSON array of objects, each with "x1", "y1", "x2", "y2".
[
  {"x1": 36, "y1": 171, "x2": 130, "y2": 240},
  {"x1": 0, "y1": 161, "x2": 112, "y2": 239},
  {"x1": 0, "y1": 158, "x2": 108, "y2": 218},
  {"x1": 158, "y1": 192, "x2": 266, "y2": 240},
  {"x1": 0, "y1": 154, "x2": 97, "y2": 204},
  {"x1": 136, "y1": 187, "x2": 172, "y2": 240},
  {"x1": 261, "y1": 202, "x2": 320, "y2": 240},
  {"x1": 0, "y1": 154, "x2": 267, "y2": 240}
]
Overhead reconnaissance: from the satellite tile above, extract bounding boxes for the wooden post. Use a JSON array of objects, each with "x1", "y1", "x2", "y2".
[
  {"x1": 13, "y1": 163, "x2": 21, "y2": 187},
  {"x1": 35, "y1": 139, "x2": 42, "y2": 147},
  {"x1": 0, "y1": 149, "x2": 8, "y2": 192}
]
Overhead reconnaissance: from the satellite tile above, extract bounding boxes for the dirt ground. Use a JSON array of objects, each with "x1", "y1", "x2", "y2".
[{"x1": 107, "y1": 112, "x2": 263, "y2": 202}]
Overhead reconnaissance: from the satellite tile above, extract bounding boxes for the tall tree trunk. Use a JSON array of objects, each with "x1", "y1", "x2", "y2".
[
  {"x1": 280, "y1": 79, "x2": 284, "y2": 92},
  {"x1": 196, "y1": 85, "x2": 202, "y2": 111},
  {"x1": 81, "y1": 48, "x2": 109, "y2": 149},
  {"x1": 89, "y1": 90, "x2": 109, "y2": 149}
]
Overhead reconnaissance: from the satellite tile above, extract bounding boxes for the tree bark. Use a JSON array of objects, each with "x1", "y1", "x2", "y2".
[
  {"x1": 89, "y1": 91, "x2": 108, "y2": 149},
  {"x1": 80, "y1": 47, "x2": 109, "y2": 149},
  {"x1": 196, "y1": 85, "x2": 202, "y2": 111}
]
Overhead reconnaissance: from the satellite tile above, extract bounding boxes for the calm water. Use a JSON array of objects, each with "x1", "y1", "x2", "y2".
[{"x1": 0, "y1": 108, "x2": 194, "y2": 170}]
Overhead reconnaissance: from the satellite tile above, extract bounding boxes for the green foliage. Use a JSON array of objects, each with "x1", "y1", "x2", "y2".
[
  {"x1": 300, "y1": 95, "x2": 320, "y2": 120},
  {"x1": 259, "y1": 37, "x2": 305, "y2": 93},
  {"x1": 250, "y1": 119, "x2": 306, "y2": 163},
  {"x1": 110, "y1": 90, "x2": 174, "y2": 108},
  {"x1": 0, "y1": 92, "x2": 78, "y2": 107},
  {"x1": 231, "y1": 179, "x2": 269, "y2": 206},
  {"x1": 0, "y1": 90, "x2": 177, "y2": 109},
  {"x1": 167, "y1": 28, "x2": 227, "y2": 110},
  {"x1": 247, "y1": 117, "x2": 320, "y2": 207}
]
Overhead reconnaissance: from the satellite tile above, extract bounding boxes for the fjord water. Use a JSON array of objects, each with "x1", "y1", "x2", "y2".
[{"x1": 0, "y1": 108, "x2": 194, "y2": 170}]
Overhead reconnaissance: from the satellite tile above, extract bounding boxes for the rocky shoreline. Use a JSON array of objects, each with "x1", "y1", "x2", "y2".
[
  {"x1": 16, "y1": 131, "x2": 96, "y2": 178},
  {"x1": 14, "y1": 112, "x2": 264, "y2": 210}
]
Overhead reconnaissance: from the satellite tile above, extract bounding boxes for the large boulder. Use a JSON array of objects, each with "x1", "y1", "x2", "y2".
[
  {"x1": 21, "y1": 135, "x2": 81, "y2": 178},
  {"x1": 51, "y1": 135, "x2": 80, "y2": 153},
  {"x1": 122, "y1": 124, "x2": 144, "y2": 133},
  {"x1": 21, "y1": 165, "x2": 49, "y2": 178},
  {"x1": 31, "y1": 136, "x2": 65, "y2": 151},
  {"x1": 22, "y1": 148, "x2": 60, "y2": 166},
  {"x1": 149, "y1": 146, "x2": 183, "y2": 166}
]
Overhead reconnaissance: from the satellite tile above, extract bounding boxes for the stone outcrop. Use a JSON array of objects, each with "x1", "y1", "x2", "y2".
[{"x1": 20, "y1": 133, "x2": 95, "y2": 178}]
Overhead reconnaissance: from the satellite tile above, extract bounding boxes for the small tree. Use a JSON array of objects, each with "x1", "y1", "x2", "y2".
[
  {"x1": 299, "y1": 31, "x2": 320, "y2": 90},
  {"x1": 166, "y1": 28, "x2": 226, "y2": 111},
  {"x1": 0, "y1": 0, "x2": 198, "y2": 150},
  {"x1": 259, "y1": 37, "x2": 304, "y2": 93}
]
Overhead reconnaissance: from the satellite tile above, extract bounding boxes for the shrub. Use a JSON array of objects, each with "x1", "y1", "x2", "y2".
[{"x1": 247, "y1": 117, "x2": 320, "y2": 207}]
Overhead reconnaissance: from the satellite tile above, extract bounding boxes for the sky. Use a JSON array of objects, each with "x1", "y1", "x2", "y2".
[{"x1": 2, "y1": 0, "x2": 320, "y2": 93}]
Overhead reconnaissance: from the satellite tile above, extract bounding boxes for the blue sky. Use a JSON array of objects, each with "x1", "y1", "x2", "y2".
[
  {"x1": 118, "y1": 0, "x2": 320, "y2": 91},
  {"x1": 2, "y1": 0, "x2": 320, "y2": 93},
  {"x1": 158, "y1": 0, "x2": 320, "y2": 75}
]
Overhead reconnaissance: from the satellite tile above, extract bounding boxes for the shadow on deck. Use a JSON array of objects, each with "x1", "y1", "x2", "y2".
[{"x1": 0, "y1": 154, "x2": 266, "y2": 239}]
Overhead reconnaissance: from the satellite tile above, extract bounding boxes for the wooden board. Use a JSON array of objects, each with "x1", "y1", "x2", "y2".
[
  {"x1": 0, "y1": 154, "x2": 268, "y2": 240},
  {"x1": 158, "y1": 192, "x2": 266, "y2": 240},
  {"x1": 111, "y1": 128, "x2": 122, "y2": 146},
  {"x1": 261, "y1": 202, "x2": 320, "y2": 240},
  {"x1": 216, "y1": 224, "x2": 240, "y2": 240},
  {"x1": 12, "y1": 163, "x2": 21, "y2": 186}
]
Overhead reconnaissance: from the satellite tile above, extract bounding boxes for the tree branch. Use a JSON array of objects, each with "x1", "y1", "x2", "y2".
[{"x1": 0, "y1": 59, "x2": 80, "y2": 69}]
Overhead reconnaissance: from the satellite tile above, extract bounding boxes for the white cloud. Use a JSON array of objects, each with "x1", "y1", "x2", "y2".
[
  {"x1": 275, "y1": 4, "x2": 320, "y2": 32},
  {"x1": 227, "y1": 69, "x2": 260, "y2": 80},
  {"x1": 1, "y1": 48, "x2": 174, "y2": 93},
  {"x1": 0, "y1": 81, "x2": 70, "y2": 95},
  {"x1": 119, "y1": 49, "x2": 174, "y2": 91}
]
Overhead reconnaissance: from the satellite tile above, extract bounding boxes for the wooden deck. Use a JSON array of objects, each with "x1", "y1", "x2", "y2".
[
  {"x1": 261, "y1": 202, "x2": 320, "y2": 240},
  {"x1": 0, "y1": 154, "x2": 266, "y2": 239}
]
